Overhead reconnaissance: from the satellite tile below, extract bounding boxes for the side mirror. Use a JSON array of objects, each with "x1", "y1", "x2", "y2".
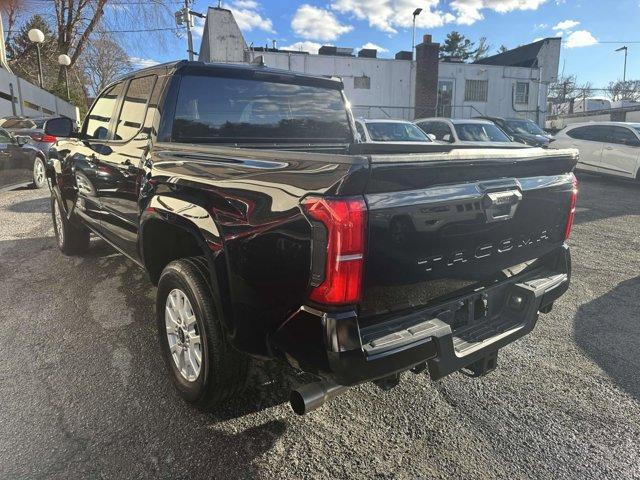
[{"x1": 45, "y1": 117, "x2": 75, "y2": 138}]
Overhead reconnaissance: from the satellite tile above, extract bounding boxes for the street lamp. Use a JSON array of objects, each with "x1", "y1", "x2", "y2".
[
  {"x1": 615, "y1": 46, "x2": 628, "y2": 82},
  {"x1": 412, "y1": 8, "x2": 422, "y2": 60},
  {"x1": 58, "y1": 54, "x2": 71, "y2": 100},
  {"x1": 28, "y1": 28, "x2": 45, "y2": 88}
]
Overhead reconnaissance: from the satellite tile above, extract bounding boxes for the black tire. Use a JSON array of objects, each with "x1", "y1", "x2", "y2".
[
  {"x1": 32, "y1": 156, "x2": 47, "y2": 189},
  {"x1": 156, "y1": 257, "x2": 249, "y2": 409},
  {"x1": 51, "y1": 194, "x2": 90, "y2": 255}
]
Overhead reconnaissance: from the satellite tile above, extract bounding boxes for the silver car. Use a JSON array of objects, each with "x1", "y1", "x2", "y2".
[
  {"x1": 414, "y1": 117, "x2": 517, "y2": 146},
  {"x1": 354, "y1": 118, "x2": 434, "y2": 144}
]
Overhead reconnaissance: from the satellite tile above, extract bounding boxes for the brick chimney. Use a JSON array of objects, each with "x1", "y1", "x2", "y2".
[{"x1": 414, "y1": 34, "x2": 440, "y2": 119}]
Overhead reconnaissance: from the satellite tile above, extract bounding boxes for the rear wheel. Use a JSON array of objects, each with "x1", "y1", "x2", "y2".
[
  {"x1": 51, "y1": 195, "x2": 90, "y2": 255},
  {"x1": 156, "y1": 257, "x2": 249, "y2": 408},
  {"x1": 32, "y1": 156, "x2": 47, "y2": 189}
]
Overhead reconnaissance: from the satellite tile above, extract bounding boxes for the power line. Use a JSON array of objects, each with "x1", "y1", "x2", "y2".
[{"x1": 96, "y1": 26, "x2": 184, "y2": 33}]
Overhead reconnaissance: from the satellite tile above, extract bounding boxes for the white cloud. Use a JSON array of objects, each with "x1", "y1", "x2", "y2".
[
  {"x1": 129, "y1": 57, "x2": 159, "y2": 68},
  {"x1": 232, "y1": 0, "x2": 258, "y2": 8},
  {"x1": 331, "y1": 0, "x2": 546, "y2": 32},
  {"x1": 292, "y1": 4, "x2": 353, "y2": 41},
  {"x1": 280, "y1": 41, "x2": 324, "y2": 54},
  {"x1": 360, "y1": 42, "x2": 388, "y2": 52},
  {"x1": 451, "y1": 0, "x2": 548, "y2": 24},
  {"x1": 331, "y1": 0, "x2": 454, "y2": 33},
  {"x1": 564, "y1": 30, "x2": 597, "y2": 48},
  {"x1": 194, "y1": 1, "x2": 273, "y2": 36},
  {"x1": 232, "y1": 3, "x2": 275, "y2": 33},
  {"x1": 192, "y1": 16, "x2": 205, "y2": 38},
  {"x1": 553, "y1": 19, "x2": 579, "y2": 30}
]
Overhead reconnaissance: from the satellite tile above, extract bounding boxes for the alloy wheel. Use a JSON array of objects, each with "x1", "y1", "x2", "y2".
[
  {"x1": 165, "y1": 289, "x2": 203, "y2": 382},
  {"x1": 33, "y1": 159, "x2": 45, "y2": 187}
]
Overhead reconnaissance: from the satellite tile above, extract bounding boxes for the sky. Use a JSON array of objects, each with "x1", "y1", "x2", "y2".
[{"x1": 45, "y1": 0, "x2": 640, "y2": 93}]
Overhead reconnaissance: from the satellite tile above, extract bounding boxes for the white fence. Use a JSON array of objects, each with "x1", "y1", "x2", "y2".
[{"x1": 0, "y1": 68, "x2": 79, "y2": 121}]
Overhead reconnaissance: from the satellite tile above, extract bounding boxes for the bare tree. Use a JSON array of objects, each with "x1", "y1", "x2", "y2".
[
  {"x1": 1, "y1": 0, "x2": 23, "y2": 43},
  {"x1": 606, "y1": 80, "x2": 640, "y2": 101},
  {"x1": 80, "y1": 33, "x2": 131, "y2": 95},
  {"x1": 48, "y1": 1, "x2": 176, "y2": 82},
  {"x1": 473, "y1": 37, "x2": 491, "y2": 62}
]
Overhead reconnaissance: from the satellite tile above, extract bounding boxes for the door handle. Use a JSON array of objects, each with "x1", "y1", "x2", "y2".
[{"x1": 605, "y1": 146, "x2": 614, "y2": 150}]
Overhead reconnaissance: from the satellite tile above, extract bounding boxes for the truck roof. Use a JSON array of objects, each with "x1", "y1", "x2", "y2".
[{"x1": 117, "y1": 60, "x2": 345, "y2": 89}]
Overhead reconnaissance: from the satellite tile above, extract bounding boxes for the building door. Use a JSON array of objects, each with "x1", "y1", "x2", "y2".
[{"x1": 436, "y1": 80, "x2": 454, "y2": 117}]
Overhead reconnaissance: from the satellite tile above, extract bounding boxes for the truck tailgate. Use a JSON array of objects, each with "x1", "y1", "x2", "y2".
[{"x1": 360, "y1": 147, "x2": 578, "y2": 318}]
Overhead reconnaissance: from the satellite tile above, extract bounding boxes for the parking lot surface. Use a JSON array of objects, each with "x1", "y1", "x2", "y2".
[{"x1": 0, "y1": 174, "x2": 639, "y2": 480}]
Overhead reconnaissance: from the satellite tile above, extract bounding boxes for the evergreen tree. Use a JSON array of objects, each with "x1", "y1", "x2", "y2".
[
  {"x1": 439, "y1": 31, "x2": 475, "y2": 61},
  {"x1": 6, "y1": 15, "x2": 58, "y2": 90}
]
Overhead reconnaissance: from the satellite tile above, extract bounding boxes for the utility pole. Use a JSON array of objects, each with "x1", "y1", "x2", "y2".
[
  {"x1": 175, "y1": 1, "x2": 204, "y2": 61},
  {"x1": 615, "y1": 46, "x2": 628, "y2": 82},
  {"x1": 185, "y1": 0, "x2": 194, "y2": 61}
]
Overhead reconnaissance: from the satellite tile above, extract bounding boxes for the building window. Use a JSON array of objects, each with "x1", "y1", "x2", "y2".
[
  {"x1": 515, "y1": 82, "x2": 530, "y2": 104},
  {"x1": 464, "y1": 79, "x2": 488, "y2": 102},
  {"x1": 354, "y1": 75, "x2": 371, "y2": 89}
]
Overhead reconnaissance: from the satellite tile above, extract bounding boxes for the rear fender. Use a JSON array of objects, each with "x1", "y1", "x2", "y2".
[{"x1": 139, "y1": 195, "x2": 237, "y2": 341}]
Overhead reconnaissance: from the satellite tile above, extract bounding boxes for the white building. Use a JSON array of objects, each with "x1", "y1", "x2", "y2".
[{"x1": 198, "y1": 7, "x2": 561, "y2": 126}]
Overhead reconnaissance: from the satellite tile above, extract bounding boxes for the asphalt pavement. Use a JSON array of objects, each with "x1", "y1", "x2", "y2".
[{"x1": 0, "y1": 173, "x2": 639, "y2": 479}]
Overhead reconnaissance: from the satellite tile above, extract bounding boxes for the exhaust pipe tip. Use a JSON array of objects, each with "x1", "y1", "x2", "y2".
[
  {"x1": 289, "y1": 380, "x2": 348, "y2": 415},
  {"x1": 289, "y1": 389, "x2": 308, "y2": 416}
]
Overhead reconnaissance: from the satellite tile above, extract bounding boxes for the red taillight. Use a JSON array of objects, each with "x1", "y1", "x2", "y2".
[
  {"x1": 564, "y1": 173, "x2": 578, "y2": 241},
  {"x1": 29, "y1": 133, "x2": 56, "y2": 143},
  {"x1": 302, "y1": 196, "x2": 367, "y2": 305}
]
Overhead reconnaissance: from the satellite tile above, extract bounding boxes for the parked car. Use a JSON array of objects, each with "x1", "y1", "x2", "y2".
[
  {"x1": 0, "y1": 127, "x2": 48, "y2": 191},
  {"x1": 414, "y1": 118, "x2": 518, "y2": 146},
  {"x1": 474, "y1": 116, "x2": 553, "y2": 147},
  {"x1": 354, "y1": 119, "x2": 433, "y2": 143},
  {"x1": 45, "y1": 60, "x2": 578, "y2": 415},
  {"x1": 0, "y1": 116, "x2": 58, "y2": 158},
  {"x1": 552, "y1": 122, "x2": 640, "y2": 180}
]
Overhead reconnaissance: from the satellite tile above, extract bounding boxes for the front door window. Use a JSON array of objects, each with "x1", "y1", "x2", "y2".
[{"x1": 437, "y1": 81, "x2": 454, "y2": 118}]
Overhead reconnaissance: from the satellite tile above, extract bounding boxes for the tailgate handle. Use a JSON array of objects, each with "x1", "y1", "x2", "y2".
[{"x1": 482, "y1": 189, "x2": 522, "y2": 222}]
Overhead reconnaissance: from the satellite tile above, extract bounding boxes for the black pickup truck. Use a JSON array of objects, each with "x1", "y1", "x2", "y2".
[{"x1": 45, "y1": 61, "x2": 578, "y2": 415}]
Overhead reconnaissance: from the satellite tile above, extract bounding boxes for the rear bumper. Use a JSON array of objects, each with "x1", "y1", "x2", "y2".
[{"x1": 272, "y1": 245, "x2": 571, "y2": 386}]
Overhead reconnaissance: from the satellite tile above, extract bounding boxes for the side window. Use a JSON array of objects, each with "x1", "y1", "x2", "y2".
[
  {"x1": 84, "y1": 83, "x2": 123, "y2": 140},
  {"x1": 84, "y1": 83, "x2": 124, "y2": 140},
  {"x1": 590, "y1": 126, "x2": 610, "y2": 142},
  {"x1": 568, "y1": 126, "x2": 605, "y2": 141},
  {"x1": 566, "y1": 127, "x2": 584, "y2": 140},
  {"x1": 416, "y1": 122, "x2": 432, "y2": 134},
  {"x1": 609, "y1": 126, "x2": 640, "y2": 146},
  {"x1": 355, "y1": 122, "x2": 367, "y2": 140},
  {"x1": 432, "y1": 122, "x2": 453, "y2": 142},
  {"x1": 114, "y1": 75, "x2": 156, "y2": 141},
  {"x1": 0, "y1": 128, "x2": 12, "y2": 143}
]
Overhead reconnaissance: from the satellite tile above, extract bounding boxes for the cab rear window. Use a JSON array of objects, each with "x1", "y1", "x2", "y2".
[{"x1": 171, "y1": 75, "x2": 351, "y2": 144}]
